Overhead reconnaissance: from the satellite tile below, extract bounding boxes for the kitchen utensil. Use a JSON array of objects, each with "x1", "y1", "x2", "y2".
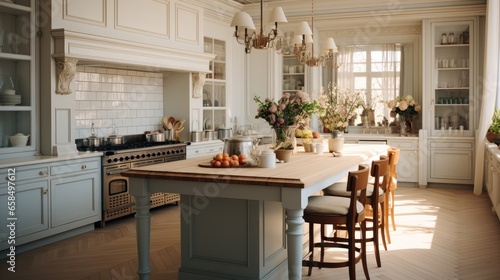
[
  {"x1": 150, "y1": 132, "x2": 165, "y2": 142},
  {"x1": 191, "y1": 131, "x2": 203, "y2": 142},
  {"x1": 222, "y1": 136, "x2": 253, "y2": 157},
  {"x1": 162, "y1": 116, "x2": 169, "y2": 130},
  {"x1": 168, "y1": 116, "x2": 176, "y2": 124},
  {"x1": 106, "y1": 124, "x2": 123, "y2": 145},
  {"x1": 174, "y1": 127, "x2": 184, "y2": 141},
  {"x1": 9, "y1": 132, "x2": 29, "y2": 147}
]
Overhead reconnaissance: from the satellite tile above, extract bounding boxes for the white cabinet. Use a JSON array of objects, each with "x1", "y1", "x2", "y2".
[
  {"x1": 203, "y1": 37, "x2": 227, "y2": 131},
  {"x1": 485, "y1": 143, "x2": 500, "y2": 220},
  {"x1": 0, "y1": 157, "x2": 101, "y2": 251},
  {"x1": 0, "y1": 0, "x2": 36, "y2": 157},
  {"x1": 387, "y1": 139, "x2": 419, "y2": 183},
  {"x1": 187, "y1": 141, "x2": 224, "y2": 159},
  {"x1": 423, "y1": 17, "x2": 478, "y2": 137},
  {"x1": 428, "y1": 139, "x2": 474, "y2": 184},
  {"x1": 282, "y1": 55, "x2": 305, "y2": 93}
]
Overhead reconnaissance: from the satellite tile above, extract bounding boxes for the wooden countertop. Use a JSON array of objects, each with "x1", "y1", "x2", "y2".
[{"x1": 122, "y1": 144, "x2": 388, "y2": 189}]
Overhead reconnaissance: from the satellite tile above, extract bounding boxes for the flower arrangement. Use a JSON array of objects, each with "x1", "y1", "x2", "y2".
[
  {"x1": 318, "y1": 83, "x2": 365, "y2": 133},
  {"x1": 254, "y1": 91, "x2": 319, "y2": 149},
  {"x1": 387, "y1": 95, "x2": 421, "y2": 119}
]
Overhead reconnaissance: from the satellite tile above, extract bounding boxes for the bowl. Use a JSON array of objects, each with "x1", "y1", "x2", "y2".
[{"x1": 9, "y1": 133, "x2": 29, "y2": 147}]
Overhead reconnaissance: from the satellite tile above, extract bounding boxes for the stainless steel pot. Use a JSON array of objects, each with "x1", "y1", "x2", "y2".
[
  {"x1": 217, "y1": 128, "x2": 232, "y2": 140},
  {"x1": 106, "y1": 135, "x2": 123, "y2": 146},
  {"x1": 204, "y1": 130, "x2": 216, "y2": 141},
  {"x1": 150, "y1": 132, "x2": 165, "y2": 142},
  {"x1": 86, "y1": 136, "x2": 103, "y2": 147},
  {"x1": 223, "y1": 136, "x2": 253, "y2": 156},
  {"x1": 191, "y1": 131, "x2": 203, "y2": 142}
]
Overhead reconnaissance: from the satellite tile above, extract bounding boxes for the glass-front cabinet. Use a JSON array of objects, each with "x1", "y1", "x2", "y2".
[
  {"x1": 203, "y1": 37, "x2": 226, "y2": 131},
  {"x1": 0, "y1": 0, "x2": 35, "y2": 156},
  {"x1": 426, "y1": 18, "x2": 477, "y2": 137},
  {"x1": 282, "y1": 54, "x2": 305, "y2": 93}
]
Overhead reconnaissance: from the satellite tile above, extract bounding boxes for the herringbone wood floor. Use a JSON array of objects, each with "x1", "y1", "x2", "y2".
[{"x1": 1, "y1": 186, "x2": 500, "y2": 280}]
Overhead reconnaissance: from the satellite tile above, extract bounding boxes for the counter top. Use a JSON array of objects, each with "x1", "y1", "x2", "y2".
[
  {"x1": 123, "y1": 144, "x2": 388, "y2": 189},
  {"x1": 0, "y1": 151, "x2": 103, "y2": 169}
]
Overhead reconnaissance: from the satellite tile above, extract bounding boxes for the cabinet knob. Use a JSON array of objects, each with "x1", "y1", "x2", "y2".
[
  {"x1": 39, "y1": 170, "x2": 48, "y2": 176},
  {"x1": 81, "y1": 164, "x2": 87, "y2": 170},
  {"x1": 43, "y1": 188, "x2": 49, "y2": 195}
]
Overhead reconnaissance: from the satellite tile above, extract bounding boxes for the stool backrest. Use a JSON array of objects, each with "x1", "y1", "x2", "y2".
[
  {"x1": 347, "y1": 164, "x2": 370, "y2": 223},
  {"x1": 387, "y1": 147, "x2": 401, "y2": 179}
]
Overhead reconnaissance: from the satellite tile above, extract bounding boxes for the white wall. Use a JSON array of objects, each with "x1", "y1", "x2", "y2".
[{"x1": 74, "y1": 66, "x2": 164, "y2": 139}]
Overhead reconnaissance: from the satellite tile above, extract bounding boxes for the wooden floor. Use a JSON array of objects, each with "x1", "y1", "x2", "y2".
[{"x1": 1, "y1": 186, "x2": 500, "y2": 280}]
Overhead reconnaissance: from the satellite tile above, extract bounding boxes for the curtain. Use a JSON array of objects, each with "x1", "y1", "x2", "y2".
[
  {"x1": 336, "y1": 46, "x2": 355, "y2": 90},
  {"x1": 474, "y1": 0, "x2": 500, "y2": 195}
]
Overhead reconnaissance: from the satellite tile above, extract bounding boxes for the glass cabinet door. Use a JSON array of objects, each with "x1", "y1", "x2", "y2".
[
  {"x1": 0, "y1": 0, "x2": 36, "y2": 154},
  {"x1": 203, "y1": 37, "x2": 226, "y2": 131},
  {"x1": 282, "y1": 55, "x2": 305, "y2": 93},
  {"x1": 430, "y1": 20, "x2": 474, "y2": 137}
]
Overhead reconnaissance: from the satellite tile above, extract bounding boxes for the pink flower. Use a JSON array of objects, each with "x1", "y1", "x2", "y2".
[
  {"x1": 280, "y1": 103, "x2": 286, "y2": 110},
  {"x1": 388, "y1": 100, "x2": 396, "y2": 109},
  {"x1": 278, "y1": 118, "x2": 285, "y2": 124},
  {"x1": 269, "y1": 104, "x2": 277, "y2": 113},
  {"x1": 282, "y1": 92, "x2": 291, "y2": 99}
]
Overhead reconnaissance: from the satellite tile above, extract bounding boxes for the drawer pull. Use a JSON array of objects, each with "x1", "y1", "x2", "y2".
[
  {"x1": 43, "y1": 188, "x2": 49, "y2": 195},
  {"x1": 39, "y1": 170, "x2": 48, "y2": 176},
  {"x1": 81, "y1": 164, "x2": 87, "y2": 170}
]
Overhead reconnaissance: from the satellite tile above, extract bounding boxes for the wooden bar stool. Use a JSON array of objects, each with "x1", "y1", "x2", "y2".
[
  {"x1": 322, "y1": 156, "x2": 390, "y2": 268},
  {"x1": 302, "y1": 164, "x2": 370, "y2": 280}
]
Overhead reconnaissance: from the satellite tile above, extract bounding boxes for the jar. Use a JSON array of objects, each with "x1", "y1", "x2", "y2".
[
  {"x1": 258, "y1": 149, "x2": 276, "y2": 168},
  {"x1": 441, "y1": 33, "x2": 448, "y2": 45},
  {"x1": 448, "y1": 33, "x2": 455, "y2": 44}
]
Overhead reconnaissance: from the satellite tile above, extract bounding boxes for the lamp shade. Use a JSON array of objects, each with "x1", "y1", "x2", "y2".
[
  {"x1": 291, "y1": 35, "x2": 302, "y2": 45},
  {"x1": 295, "y1": 21, "x2": 313, "y2": 35},
  {"x1": 305, "y1": 34, "x2": 313, "y2": 44},
  {"x1": 269, "y1": 7, "x2": 288, "y2": 23},
  {"x1": 323, "y1": 37, "x2": 338, "y2": 52},
  {"x1": 230, "y1": 12, "x2": 256, "y2": 30}
]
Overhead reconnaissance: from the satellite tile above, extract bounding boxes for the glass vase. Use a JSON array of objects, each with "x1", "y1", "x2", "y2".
[
  {"x1": 328, "y1": 130, "x2": 344, "y2": 153},
  {"x1": 273, "y1": 126, "x2": 296, "y2": 150}
]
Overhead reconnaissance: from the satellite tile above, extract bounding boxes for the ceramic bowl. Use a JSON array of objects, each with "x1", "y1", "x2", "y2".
[
  {"x1": 9, "y1": 133, "x2": 29, "y2": 147},
  {"x1": 1, "y1": 89, "x2": 16, "y2": 95}
]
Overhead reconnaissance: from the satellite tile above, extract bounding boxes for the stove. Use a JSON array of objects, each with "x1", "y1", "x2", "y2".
[{"x1": 76, "y1": 134, "x2": 187, "y2": 226}]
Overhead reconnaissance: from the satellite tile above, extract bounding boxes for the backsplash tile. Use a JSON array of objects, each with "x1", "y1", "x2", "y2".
[{"x1": 75, "y1": 66, "x2": 164, "y2": 138}]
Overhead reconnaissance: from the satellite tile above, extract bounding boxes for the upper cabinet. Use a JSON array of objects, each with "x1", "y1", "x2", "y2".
[
  {"x1": 423, "y1": 17, "x2": 478, "y2": 137},
  {"x1": 0, "y1": 0, "x2": 36, "y2": 156},
  {"x1": 282, "y1": 55, "x2": 305, "y2": 93}
]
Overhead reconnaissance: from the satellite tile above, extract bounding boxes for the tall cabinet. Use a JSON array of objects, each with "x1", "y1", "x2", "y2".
[
  {"x1": 0, "y1": 0, "x2": 36, "y2": 157},
  {"x1": 423, "y1": 17, "x2": 479, "y2": 185},
  {"x1": 203, "y1": 37, "x2": 227, "y2": 131},
  {"x1": 282, "y1": 55, "x2": 305, "y2": 93}
]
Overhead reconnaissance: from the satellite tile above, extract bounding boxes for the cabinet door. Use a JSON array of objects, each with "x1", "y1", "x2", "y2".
[
  {"x1": 397, "y1": 149, "x2": 418, "y2": 183},
  {"x1": 283, "y1": 55, "x2": 305, "y2": 93},
  {"x1": 203, "y1": 37, "x2": 227, "y2": 131},
  {"x1": 0, "y1": 180, "x2": 49, "y2": 250},
  {"x1": 429, "y1": 150, "x2": 473, "y2": 183},
  {"x1": 50, "y1": 173, "x2": 101, "y2": 228}
]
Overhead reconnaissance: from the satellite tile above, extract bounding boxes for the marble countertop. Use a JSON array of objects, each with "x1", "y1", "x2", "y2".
[{"x1": 0, "y1": 151, "x2": 103, "y2": 169}]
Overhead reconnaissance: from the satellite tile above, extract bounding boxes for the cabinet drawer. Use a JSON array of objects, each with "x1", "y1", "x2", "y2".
[
  {"x1": 51, "y1": 159, "x2": 100, "y2": 176},
  {"x1": 205, "y1": 145, "x2": 223, "y2": 155},
  {"x1": 430, "y1": 141, "x2": 472, "y2": 149},
  {"x1": 388, "y1": 140, "x2": 417, "y2": 149},
  {"x1": 0, "y1": 165, "x2": 49, "y2": 182}
]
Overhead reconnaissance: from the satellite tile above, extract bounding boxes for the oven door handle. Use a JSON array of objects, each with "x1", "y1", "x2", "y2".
[{"x1": 106, "y1": 168, "x2": 130, "y2": 175}]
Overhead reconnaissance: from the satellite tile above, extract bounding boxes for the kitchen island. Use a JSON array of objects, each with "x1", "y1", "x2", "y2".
[{"x1": 123, "y1": 144, "x2": 388, "y2": 280}]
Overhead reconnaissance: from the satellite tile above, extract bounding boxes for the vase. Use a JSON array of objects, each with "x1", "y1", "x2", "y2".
[
  {"x1": 328, "y1": 130, "x2": 344, "y2": 153},
  {"x1": 400, "y1": 117, "x2": 408, "y2": 136},
  {"x1": 274, "y1": 148, "x2": 293, "y2": 162},
  {"x1": 273, "y1": 126, "x2": 296, "y2": 150}
]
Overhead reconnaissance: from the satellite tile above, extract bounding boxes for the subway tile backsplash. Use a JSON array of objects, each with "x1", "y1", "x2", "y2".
[{"x1": 75, "y1": 66, "x2": 164, "y2": 139}]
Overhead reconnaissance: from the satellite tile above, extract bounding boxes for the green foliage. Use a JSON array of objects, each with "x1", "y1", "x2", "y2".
[{"x1": 489, "y1": 109, "x2": 500, "y2": 134}]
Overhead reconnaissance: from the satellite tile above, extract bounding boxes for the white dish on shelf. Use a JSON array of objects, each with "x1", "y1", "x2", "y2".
[{"x1": 1, "y1": 89, "x2": 16, "y2": 95}]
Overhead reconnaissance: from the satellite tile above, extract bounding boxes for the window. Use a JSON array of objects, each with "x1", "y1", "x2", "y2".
[{"x1": 331, "y1": 44, "x2": 402, "y2": 127}]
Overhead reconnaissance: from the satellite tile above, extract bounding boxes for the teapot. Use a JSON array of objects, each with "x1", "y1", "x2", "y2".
[{"x1": 222, "y1": 136, "x2": 253, "y2": 156}]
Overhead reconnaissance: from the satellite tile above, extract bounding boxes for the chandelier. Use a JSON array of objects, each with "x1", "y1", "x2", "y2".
[
  {"x1": 291, "y1": 0, "x2": 340, "y2": 68},
  {"x1": 230, "y1": 0, "x2": 287, "y2": 54}
]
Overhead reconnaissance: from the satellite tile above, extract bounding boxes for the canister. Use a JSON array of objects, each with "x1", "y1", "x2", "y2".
[
  {"x1": 258, "y1": 149, "x2": 276, "y2": 168},
  {"x1": 191, "y1": 131, "x2": 203, "y2": 142}
]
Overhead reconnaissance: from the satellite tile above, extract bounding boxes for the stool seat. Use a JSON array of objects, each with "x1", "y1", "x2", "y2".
[
  {"x1": 324, "y1": 182, "x2": 384, "y2": 199},
  {"x1": 305, "y1": 195, "x2": 364, "y2": 216}
]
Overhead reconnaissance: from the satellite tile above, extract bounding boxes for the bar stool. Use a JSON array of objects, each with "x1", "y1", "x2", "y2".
[
  {"x1": 302, "y1": 164, "x2": 370, "y2": 280},
  {"x1": 322, "y1": 156, "x2": 390, "y2": 268}
]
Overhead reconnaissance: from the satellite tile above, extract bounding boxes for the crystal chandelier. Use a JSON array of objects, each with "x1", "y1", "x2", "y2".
[
  {"x1": 230, "y1": 0, "x2": 287, "y2": 54},
  {"x1": 292, "y1": 0, "x2": 340, "y2": 68}
]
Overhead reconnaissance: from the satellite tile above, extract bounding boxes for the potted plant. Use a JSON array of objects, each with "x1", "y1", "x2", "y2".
[
  {"x1": 254, "y1": 91, "x2": 319, "y2": 161},
  {"x1": 486, "y1": 109, "x2": 500, "y2": 143}
]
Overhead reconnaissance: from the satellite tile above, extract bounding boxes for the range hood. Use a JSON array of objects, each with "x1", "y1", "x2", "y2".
[{"x1": 51, "y1": 29, "x2": 215, "y2": 94}]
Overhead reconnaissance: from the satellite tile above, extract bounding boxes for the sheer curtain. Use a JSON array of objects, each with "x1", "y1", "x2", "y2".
[
  {"x1": 474, "y1": 0, "x2": 500, "y2": 195},
  {"x1": 337, "y1": 44, "x2": 399, "y2": 123}
]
